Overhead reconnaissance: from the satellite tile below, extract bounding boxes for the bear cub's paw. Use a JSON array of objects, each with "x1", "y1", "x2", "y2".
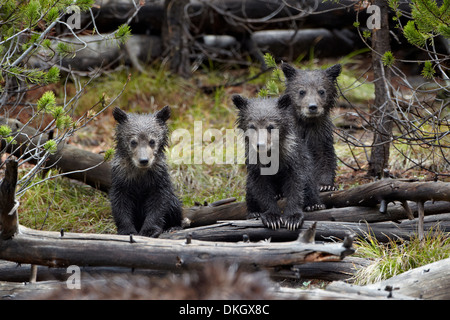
[
  {"x1": 139, "y1": 226, "x2": 163, "y2": 238},
  {"x1": 247, "y1": 212, "x2": 261, "y2": 219},
  {"x1": 260, "y1": 211, "x2": 283, "y2": 230},
  {"x1": 282, "y1": 212, "x2": 304, "y2": 231}
]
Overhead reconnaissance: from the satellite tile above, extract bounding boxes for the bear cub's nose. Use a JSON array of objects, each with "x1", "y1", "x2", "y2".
[{"x1": 308, "y1": 104, "x2": 318, "y2": 112}]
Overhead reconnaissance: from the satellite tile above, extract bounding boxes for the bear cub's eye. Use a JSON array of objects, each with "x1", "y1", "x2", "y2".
[
  {"x1": 248, "y1": 124, "x2": 256, "y2": 130},
  {"x1": 299, "y1": 90, "x2": 306, "y2": 96},
  {"x1": 130, "y1": 140, "x2": 138, "y2": 148},
  {"x1": 318, "y1": 89, "x2": 325, "y2": 96},
  {"x1": 149, "y1": 139, "x2": 156, "y2": 147},
  {"x1": 267, "y1": 124, "x2": 275, "y2": 131}
]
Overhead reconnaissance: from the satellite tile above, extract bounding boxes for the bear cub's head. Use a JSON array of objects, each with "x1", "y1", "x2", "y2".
[
  {"x1": 232, "y1": 95, "x2": 296, "y2": 161},
  {"x1": 112, "y1": 106, "x2": 171, "y2": 169},
  {"x1": 282, "y1": 63, "x2": 341, "y2": 120}
]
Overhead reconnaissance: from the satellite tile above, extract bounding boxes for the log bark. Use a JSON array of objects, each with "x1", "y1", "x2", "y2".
[
  {"x1": 327, "y1": 257, "x2": 450, "y2": 300},
  {"x1": 161, "y1": 0, "x2": 191, "y2": 78},
  {"x1": 368, "y1": 0, "x2": 394, "y2": 177},
  {"x1": 0, "y1": 162, "x2": 22, "y2": 269},
  {"x1": 320, "y1": 178, "x2": 450, "y2": 208},
  {"x1": 163, "y1": 214, "x2": 450, "y2": 243},
  {"x1": 270, "y1": 257, "x2": 371, "y2": 282},
  {"x1": 0, "y1": 260, "x2": 166, "y2": 283},
  {"x1": 31, "y1": 30, "x2": 358, "y2": 72},
  {"x1": 30, "y1": 35, "x2": 162, "y2": 73},
  {"x1": 0, "y1": 159, "x2": 19, "y2": 240},
  {"x1": 184, "y1": 199, "x2": 450, "y2": 227},
  {"x1": 366, "y1": 257, "x2": 450, "y2": 300},
  {"x1": 0, "y1": 224, "x2": 354, "y2": 271}
]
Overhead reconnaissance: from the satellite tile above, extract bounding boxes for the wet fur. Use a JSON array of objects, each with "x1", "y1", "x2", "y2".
[
  {"x1": 282, "y1": 63, "x2": 341, "y2": 190},
  {"x1": 109, "y1": 106, "x2": 182, "y2": 237},
  {"x1": 233, "y1": 95, "x2": 322, "y2": 230}
]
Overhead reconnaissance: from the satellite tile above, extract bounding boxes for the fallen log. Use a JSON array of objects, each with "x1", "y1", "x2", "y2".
[
  {"x1": 366, "y1": 257, "x2": 450, "y2": 300},
  {"x1": 30, "y1": 35, "x2": 162, "y2": 73},
  {"x1": 321, "y1": 178, "x2": 450, "y2": 208},
  {"x1": 34, "y1": 30, "x2": 359, "y2": 72},
  {"x1": 0, "y1": 223, "x2": 354, "y2": 271},
  {"x1": 327, "y1": 257, "x2": 450, "y2": 300},
  {"x1": 184, "y1": 179, "x2": 450, "y2": 227},
  {"x1": 184, "y1": 200, "x2": 450, "y2": 227},
  {"x1": 270, "y1": 256, "x2": 370, "y2": 282},
  {"x1": 163, "y1": 214, "x2": 450, "y2": 243},
  {"x1": 274, "y1": 284, "x2": 415, "y2": 300},
  {"x1": 79, "y1": 0, "x2": 366, "y2": 34}
]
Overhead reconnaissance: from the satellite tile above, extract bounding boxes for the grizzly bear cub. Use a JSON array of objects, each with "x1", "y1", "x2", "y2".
[
  {"x1": 282, "y1": 63, "x2": 341, "y2": 191},
  {"x1": 233, "y1": 95, "x2": 323, "y2": 230},
  {"x1": 109, "y1": 106, "x2": 182, "y2": 237}
]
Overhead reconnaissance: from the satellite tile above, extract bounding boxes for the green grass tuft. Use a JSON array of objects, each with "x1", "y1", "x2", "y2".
[
  {"x1": 352, "y1": 227, "x2": 450, "y2": 285},
  {"x1": 18, "y1": 170, "x2": 116, "y2": 234}
]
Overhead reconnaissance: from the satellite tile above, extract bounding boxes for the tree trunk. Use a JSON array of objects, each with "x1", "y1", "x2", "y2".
[
  {"x1": 368, "y1": 0, "x2": 394, "y2": 177},
  {"x1": 0, "y1": 160, "x2": 19, "y2": 240},
  {"x1": 161, "y1": 0, "x2": 191, "y2": 78}
]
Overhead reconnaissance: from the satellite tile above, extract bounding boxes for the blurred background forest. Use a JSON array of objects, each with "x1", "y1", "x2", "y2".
[{"x1": 0, "y1": 0, "x2": 449, "y2": 235}]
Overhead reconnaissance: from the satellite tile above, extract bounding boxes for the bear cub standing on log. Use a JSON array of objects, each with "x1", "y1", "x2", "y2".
[
  {"x1": 110, "y1": 106, "x2": 182, "y2": 237},
  {"x1": 233, "y1": 95, "x2": 323, "y2": 230},
  {"x1": 282, "y1": 63, "x2": 341, "y2": 191}
]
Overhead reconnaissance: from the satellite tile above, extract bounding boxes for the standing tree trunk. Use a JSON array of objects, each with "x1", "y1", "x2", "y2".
[
  {"x1": 0, "y1": 159, "x2": 19, "y2": 240},
  {"x1": 162, "y1": 0, "x2": 191, "y2": 78},
  {"x1": 368, "y1": 0, "x2": 393, "y2": 178}
]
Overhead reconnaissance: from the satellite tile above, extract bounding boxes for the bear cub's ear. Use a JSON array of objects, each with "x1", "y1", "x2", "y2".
[
  {"x1": 325, "y1": 64, "x2": 342, "y2": 80},
  {"x1": 281, "y1": 63, "x2": 297, "y2": 81},
  {"x1": 113, "y1": 107, "x2": 128, "y2": 124},
  {"x1": 231, "y1": 95, "x2": 248, "y2": 111},
  {"x1": 277, "y1": 94, "x2": 292, "y2": 110},
  {"x1": 155, "y1": 105, "x2": 171, "y2": 123}
]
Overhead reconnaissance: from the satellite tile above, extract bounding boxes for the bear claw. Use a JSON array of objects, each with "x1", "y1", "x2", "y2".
[
  {"x1": 283, "y1": 215, "x2": 304, "y2": 231},
  {"x1": 261, "y1": 213, "x2": 282, "y2": 230},
  {"x1": 320, "y1": 185, "x2": 337, "y2": 192}
]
